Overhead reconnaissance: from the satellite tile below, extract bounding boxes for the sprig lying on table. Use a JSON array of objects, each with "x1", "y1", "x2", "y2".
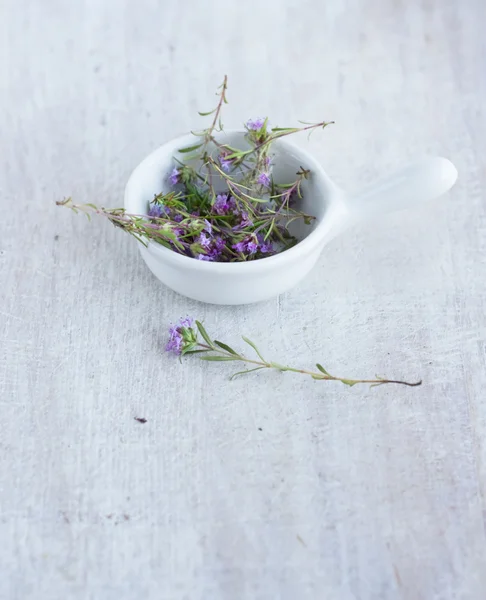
[{"x1": 166, "y1": 318, "x2": 422, "y2": 388}]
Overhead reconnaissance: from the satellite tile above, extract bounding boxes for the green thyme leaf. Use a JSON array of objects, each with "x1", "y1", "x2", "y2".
[
  {"x1": 242, "y1": 336, "x2": 266, "y2": 362},
  {"x1": 199, "y1": 355, "x2": 239, "y2": 361},
  {"x1": 181, "y1": 343, "x2": 197, "y2": 356},
  {"x1": 214, "y1": 341, "x2": 238, "y2": 355},
  {"x1": 271, "y1": 127, "x2": 298, "y2": 133},
  {"x1": 316, "y1": 364, "x2": 330, "y2": 376},
  {"x1": 196, "y1": 321, "x2": 214, "y2": 348},
  {"x1": 178, "y1": 143, "x2": 203, "y2": 153},
  {"x1": 190, "y1": 242, "x2": 205, "y2": 255},
  {"x1": 341, "y1": 379, "x2": 358, "y2": 387},
  {"x1": 198, "y1": 110, "x2": 215, "y2": 116}
]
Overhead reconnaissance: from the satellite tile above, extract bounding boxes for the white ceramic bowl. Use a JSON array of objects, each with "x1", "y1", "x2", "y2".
[{"x1": 124, "y1": 131, "x2": 457, "y2": 305}]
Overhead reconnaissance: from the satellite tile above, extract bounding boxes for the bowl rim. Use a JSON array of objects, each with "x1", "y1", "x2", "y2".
[{"x1": 124, "y1": 130, "x2": 336, "y2": 272}]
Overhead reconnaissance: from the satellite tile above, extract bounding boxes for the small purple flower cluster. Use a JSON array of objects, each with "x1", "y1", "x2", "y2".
[
  {"x1": 246, "y1": 117, "x2": 272, "y2": 143},
  {"x1": 196, "y1": 234, "x2": 226, "y2": 262},
  {"x1": 213, "y1": 193, "x2": 236, "y2": 215},
  {"x1": 257, "y1": 172, "x2": 271, "y2": 188},
  {"x1": 169, "y1": 168, "x2": 180, "y2": 186},
  {"x1": 232, "y1": 211, "x2": 253, "y2": 231},
  {"x1": 198, "y1": 232, "x2": 211, "y2": 249},
  {"x1": 246, "y1": 118, "x2": 265, "y2": 131},
  {"x1": 218, "y1": 152, "x2": 234, "y2": 173},
  {"x1": 166, "y1": 317, "x2": 195, "y2": 354},
  {"x1": 232, "y1": 235, "x2": 273, "y2": 255},
  {"x1": 148, "y1": 185, "x2": 276, "y2": 261},
  {"x1": 148, "y1": 204, "x2": 169, "y2": 218}
]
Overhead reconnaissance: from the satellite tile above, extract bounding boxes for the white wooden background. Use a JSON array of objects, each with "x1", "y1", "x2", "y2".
[{"x1": 1, "y1": 1, "x2": 485, "y2": 598}]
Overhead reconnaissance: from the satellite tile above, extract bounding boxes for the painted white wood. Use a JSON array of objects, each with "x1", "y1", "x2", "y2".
[{"x1": 1, "y1": 0, "x2": 485, "y2": 598}]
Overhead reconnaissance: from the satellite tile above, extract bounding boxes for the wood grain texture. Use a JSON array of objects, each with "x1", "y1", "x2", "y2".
[{"x1": 1, "y1": 0, "x2": 485, "y2": 598}]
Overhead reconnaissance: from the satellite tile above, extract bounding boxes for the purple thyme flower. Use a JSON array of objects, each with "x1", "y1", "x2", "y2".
[
  {"x1": 198, "y1": 232, "x2": 212, "y2": 249},
  {"x1": 166, "y1": 317, "x2": 195, "y2": 355},
  {"x1": 209, "y1": 247, "x2": 222, "y2": 260},
  {"x1": 203, "y1": 219, "x2": 213, "y2": 234},
  {"x1": 214, "y1": 237, "x2": 226, "y2": 252},
  {"x1": 179, "y1": 317, "x2": 194, "y2": 329},
  {"x1": 232, "y1": 211, "x2": 253, "y2": 231},
  {"x1": 198, "y1": 254, "x2": 214, "y2": 261},
  {"x1": 232, "y1": 241, "x2": 247, "y2": 253},
  {"x1": 260, "y1": 241, "x2": 274, "y2": 254},
  {"x1": 257, "y1": 232, "x2": 274, "y2": 254},
  {"x1": 257, "y1": 172, "x2": 271, "y2": 188},
  {"x1": 246, "y1": 118, "x2": 266, "y2": 131},
  {"x1": 173, "y1": 214, "x2": 183, "y2": 223},
  {"x1": 264, "y1": 156, "x2": 271, "y2": 168},
  {"x1": 214, "y1": 194, "x2": 230, "y2": 215},
  {"x1": 169, "y1": 167, "x2": 180, "y2": 186},
  {"x1": 247, "y1": 240, "x2": 258, "y2": 254},
  {"x1": 219, "y1": 155, "x2": 232, "y2": 172},
  {"x1": 240, "y1": 212, "x2": 253, "y2": 228},
  {"x1": 148, "y1": 204, "x2": 168, "y2": 218},
  {"x1": 207, "y1": 253, "x2": 220, "y2": 262},
  {"x1": 166, "y1": 327, "x2": 183, "y2": 354}
]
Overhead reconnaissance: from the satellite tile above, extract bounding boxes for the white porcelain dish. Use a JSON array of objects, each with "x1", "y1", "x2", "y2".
[{"x1": 124, "y1": 131, "x2": 457, "y2": 305}]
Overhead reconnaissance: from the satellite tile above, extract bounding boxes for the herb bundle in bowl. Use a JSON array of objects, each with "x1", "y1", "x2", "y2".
[{"x1": 58, "y1": 76, "x2": 333, "y2": 263}]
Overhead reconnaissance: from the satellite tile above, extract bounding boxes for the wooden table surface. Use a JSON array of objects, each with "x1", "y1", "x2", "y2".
[{"x1": 1, "y1": 1, "x2": 485, "y2": 598}]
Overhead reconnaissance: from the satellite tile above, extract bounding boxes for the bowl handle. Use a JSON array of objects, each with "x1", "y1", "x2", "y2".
[{"x1": 344, "y1": 157, "x2": 458, "y2": 219}]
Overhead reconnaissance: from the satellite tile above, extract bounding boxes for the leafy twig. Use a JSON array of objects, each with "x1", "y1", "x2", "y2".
[{"x1": 166, "y1": 318, "x2": 422, "y2": 389}]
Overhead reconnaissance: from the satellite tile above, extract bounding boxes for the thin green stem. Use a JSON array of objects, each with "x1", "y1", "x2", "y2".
[
  {"x1": 196, "y1": 343, "x2": 422, "y2": 388},
  {"x1": 205, "y1": 75, "x2": 228, "y2": 143}
]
